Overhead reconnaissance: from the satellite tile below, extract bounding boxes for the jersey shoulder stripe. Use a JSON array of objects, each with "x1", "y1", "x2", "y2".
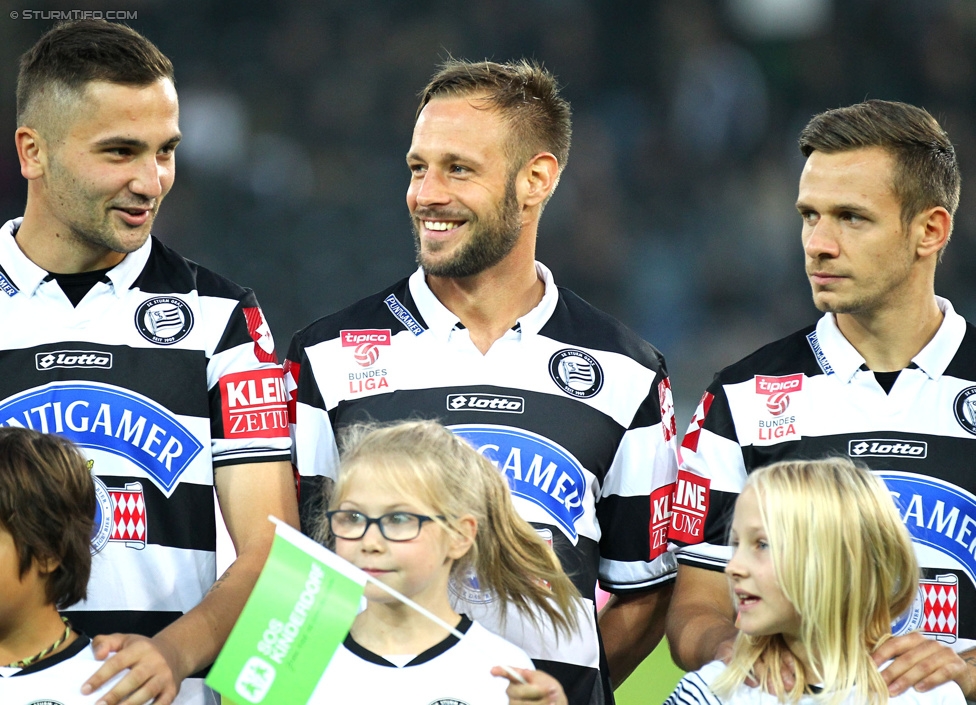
[
  {"x1": 713, "y1": 324, "x2": 821, "y2": 385},
  {"x1": 132, "y1": 237, "x2": 251, "y2": 301},
  {"x1": 290, "y1": 276, "x2": 423, "y2": 350},
  {"x1": 944, "y1": 322, "x2": 976, "y2": 379},
  {"x1": 542, "y1": 286, "x2": 667, "y2": 370}
]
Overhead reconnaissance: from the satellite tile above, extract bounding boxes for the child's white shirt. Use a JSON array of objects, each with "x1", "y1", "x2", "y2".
[{"x1": 308, "y1": 615, "x2": 534, "y2": 704}]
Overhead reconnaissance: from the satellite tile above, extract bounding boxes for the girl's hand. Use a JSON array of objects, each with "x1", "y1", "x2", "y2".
[{"x1": 491, "y1": 666, "x2": 568, "y2": 705}]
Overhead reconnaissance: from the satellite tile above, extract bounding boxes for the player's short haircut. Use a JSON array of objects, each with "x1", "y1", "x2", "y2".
[
  {"x1": 417, "y1": 58, "x2": 572, "y2": 177},
  {"x1": 17, "y1": 19, "x2": 174, "y2": 137},
  {"x1": 0, "y1": 427, "x2": 95, "y2": 608},
  {"x1": 798, "y1": 100, "x2": 961, "y2": 233}
]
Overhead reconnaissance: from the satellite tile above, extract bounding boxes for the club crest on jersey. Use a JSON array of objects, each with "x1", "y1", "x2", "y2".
[
  {"x1": 893, "y1": 574, "x2": 958, "y2": 643},
  {"x1": 341, "y1": 329, "x2": 391, "y2": 367},
  {"x1": 91, "y1": 475, "x2": 147, "y2": 554},
  {"x1": 449, "y1": 565, "x2": 495, "y2": 605},
  {"x1": 0, "y1": 382, "x2": 203, "y2": 496},
  {"x1": 880, "y1": 472, "x2": 976, "y2": 599},
  {"x1": 135, "y1": 297, "x2": 193, "y2": 345},
  {"x1": 450, "y1": 425, "x2": 587, "y2": 542},
  {"x1": 243, "y1": 307, "x2": 277, "y2": 363},
  {"x1": 548, "y1": 349, "x2": 603, "y2": 399},
  {"x1": 954, "y1": 386, "x2": 976, "y2": 435},
  {"x1": 36, "y1": 350, "x2": 113, "y2": 370}
]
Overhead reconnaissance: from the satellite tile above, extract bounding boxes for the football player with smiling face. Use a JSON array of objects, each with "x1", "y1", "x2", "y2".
[
  {"x1": 287, "y1": 58, "x2": 680, "y2": 704},
  {"x1": 8, "y1": 20, "x2": 298, "y2": 705}
]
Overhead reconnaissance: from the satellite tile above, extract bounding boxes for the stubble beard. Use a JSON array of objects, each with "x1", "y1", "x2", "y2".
[
  {"x1": 413, "y1": 178, "x2": 521, "y2": 279},
  {"x1": 47, "y1": 153, "x2": 155, "y2": 257}
]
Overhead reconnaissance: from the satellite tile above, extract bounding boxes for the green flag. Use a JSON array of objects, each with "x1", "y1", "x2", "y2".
[{"x1": 206, "y1": 518, "x2": 367, "y2": 705}]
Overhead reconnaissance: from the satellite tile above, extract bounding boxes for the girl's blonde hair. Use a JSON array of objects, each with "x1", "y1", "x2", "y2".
[
  {"x1": 712, "y1": 457, "x2": 918, "y2": 705},
  {"x1": 318, "y1": 420, "x2": 581, "y2": 639}
]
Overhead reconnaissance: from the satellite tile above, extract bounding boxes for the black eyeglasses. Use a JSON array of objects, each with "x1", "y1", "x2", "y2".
[{"x1": 325, "y1": 510, "x2": 445, "y2": 542}]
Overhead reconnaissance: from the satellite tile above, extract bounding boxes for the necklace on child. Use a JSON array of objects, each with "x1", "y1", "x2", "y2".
[{"x1": 4, "y1": 616, "x2": 72, "y2": 668}]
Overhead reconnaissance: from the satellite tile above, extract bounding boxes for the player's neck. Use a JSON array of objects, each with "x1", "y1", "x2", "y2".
[
  {"x1": 351, "y1": 598, "x2": 461, "y2": 656},
  {"x1": 426, "y1": 244, "x2": 544, "y2": 355},
  {"x1": 0, "y1": 606, "x2": 76, "y2": 667},
  {"x1": 835, "y1": 295, "x2": 944, "y2": 372}
]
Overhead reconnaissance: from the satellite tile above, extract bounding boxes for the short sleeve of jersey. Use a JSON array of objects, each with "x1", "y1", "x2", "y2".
[
  {"x1": 597, "y1": 368, "x2": 679, "y2": 592},
  {"x1": 669, "y1": 377, "x2": 747, "y2": 570},
  {"x1": 206, "y1": 286, "x2": 291, "y2": 468}
]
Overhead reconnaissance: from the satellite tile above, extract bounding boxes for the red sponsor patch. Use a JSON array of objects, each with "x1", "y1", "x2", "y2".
[
  {"x1": 283, "y1": 359, "x2": 300, "y2": 423},
  {"x1": 659, "y1": 377, "x2": 677, "y2": 442},
  {"x1": 243, "y1": 307, "x2": 277, "y2": 363},
  {"x1": 668, "y1": 471, "x2": 710, "y2": 544},
  {"x1": 681, "y1": 391, "x2": 714, "y2": 453},
  {"x1": 649, "y1": 483, "x2": 674, "y2": 559},
  {"x1": 220, "y1": 369, "x2": 289, "y2": 438},
  {"x1": 755, "y1": 374, "x2": 803, "y2": 395}
]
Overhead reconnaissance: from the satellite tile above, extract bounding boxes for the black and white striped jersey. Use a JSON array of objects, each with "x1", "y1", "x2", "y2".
[
  {"x1": 0, "y1": 219, "x2": 290, "y2": 702},
  {"x1": 286, "y1": 263, "x2": 679, "y2": 705},
  {"x1": 671, "y1": 298, "x2": 976, "y2": 651}
]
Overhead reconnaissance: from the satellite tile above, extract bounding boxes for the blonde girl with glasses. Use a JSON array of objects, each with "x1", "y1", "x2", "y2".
[{"x1": 307, "y1": 420, "x2": 581, "y2": 704}]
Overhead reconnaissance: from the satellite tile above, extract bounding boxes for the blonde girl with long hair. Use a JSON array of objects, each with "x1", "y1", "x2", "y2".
[
  {"x1": 307, "y1": 420, "x2": 581, "y2": 704},
  {"x1": 504, "y1": 458, "x2": 965, "y2": 704},
  {"x1": 664, "y1": 458, "x2": 965, "y2": 705}
]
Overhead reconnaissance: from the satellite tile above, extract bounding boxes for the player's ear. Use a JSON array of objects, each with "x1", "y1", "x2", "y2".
[
  {"x1": 914, "y1": 205, "x2": 951, "y2": 258},
  {"x1": 16, "y1": 127, "x2": 47, "y2": 180},
  {"x1": 517, "y1": 152, "x2": 559, "y2": 209}
]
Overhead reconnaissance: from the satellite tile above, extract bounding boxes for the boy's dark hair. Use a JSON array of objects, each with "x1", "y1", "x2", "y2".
[
  {"x1": 0, "y1": 427, "x2": 95, "y2": 608},
  {"x1": 417, "y1": 58, "x2": 572, "y2": 176},
  {"x1": 17, "y1": 19, "x2": 174, "y2": 130},
  {"x1": 798, "y1": 100, "x2": 961, "y2": 232}
]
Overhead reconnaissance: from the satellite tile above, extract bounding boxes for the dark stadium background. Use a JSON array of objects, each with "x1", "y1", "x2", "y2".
[
  {"x1": 2, "y1": 0, "x2": 973, "y2": 432},
  {"x1": 2, "y1": 2, "x2": 973, "y2": 698}
]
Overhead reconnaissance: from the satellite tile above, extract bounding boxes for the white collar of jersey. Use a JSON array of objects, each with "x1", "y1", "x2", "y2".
[
  {"x1": 816, "y1": 296, "x2": 966, "y2": 382},
  {"x1": 1, "y1": 217, "x2": 153, "y2": 298},
  {"x1": 407, "y1": 261, "x2": 559, "y2": 341}
]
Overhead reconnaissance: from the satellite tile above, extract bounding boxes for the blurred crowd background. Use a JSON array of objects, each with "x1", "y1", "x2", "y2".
[{"x1": 1, "y1": 0, "x2": 974, "y2": 428}]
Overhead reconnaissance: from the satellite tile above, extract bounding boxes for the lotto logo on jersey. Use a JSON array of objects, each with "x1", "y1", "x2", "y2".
[
  {"x1": 649, "y1": 483, "x2": 674, "y2": 560},
  {"x1": 0, "y1": 382, "x2": 203, "y2": 496},
  {"x1": 92, "y1": 475, "x2": 147, "y2": 553},
  {"x1": 849, "y1": 439, "x2": 927, "y2": 459},
  {"x1": 341, "y1": 329, "x2": 391, "y2": 367},
  {"x1": 450, "y1": 425, "x2": 587, "y2": 543},
  {"x1": 669, "y1": 471, "x2": 710, "y2": 544},
  {"x1": 220, "y1": 370, "x2": 289, "y2": 439},
  {"x1": 36, "y1": 350, "x2": 113, "y2": 370},
  {"x1": 447, "y1": 394, "x2": 524, "y2": 413}
]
